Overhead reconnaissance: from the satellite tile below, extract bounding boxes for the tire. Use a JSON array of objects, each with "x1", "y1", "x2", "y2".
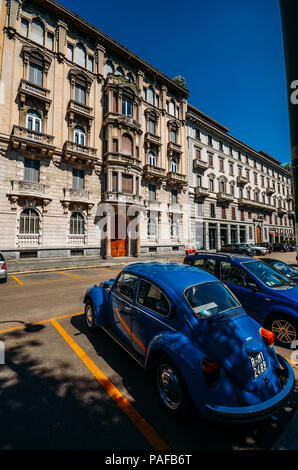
[
  {"x1": 267, "y1": 314, "x2": 298, "y2": 348},
  {"x1": 153, "y1": 354, "x2": 192, "y2": 418},
  {"x1": 84, "y1": 301, "x2": 97, "y2": 331}
]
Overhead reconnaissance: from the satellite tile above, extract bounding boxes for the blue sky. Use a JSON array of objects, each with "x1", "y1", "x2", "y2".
[{"x1": 58, "y1": 0, "x2": 291, "y2": 165}]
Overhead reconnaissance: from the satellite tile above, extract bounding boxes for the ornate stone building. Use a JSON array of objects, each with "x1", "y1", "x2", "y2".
[
  {"x1": 186, "y1": 104, "x2": 294, "y2": 250},
  {"x1": 0, "y1": 0, "x2": 190, "y2": 260}
]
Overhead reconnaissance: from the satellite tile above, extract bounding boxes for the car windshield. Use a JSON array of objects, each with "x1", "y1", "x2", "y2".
[
  {"x1": 184, "y1": 281, "x2": 240, "y2": 319},
  {"x1": 241, "y1": 260, "x2": 290, "y2": 288},
  {"x1": 270, "y1": 261, "x2": 298, "y2": 278}
]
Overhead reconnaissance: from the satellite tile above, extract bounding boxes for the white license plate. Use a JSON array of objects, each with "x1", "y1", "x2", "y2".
[{"x1": 250, "y1": 352, "x2": 267, "y2": 379}]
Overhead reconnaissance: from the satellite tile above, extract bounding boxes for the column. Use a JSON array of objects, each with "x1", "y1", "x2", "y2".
[
  {"x1": 216, "y1": 223, "x2": 221, "y2": 251},
  {"x1": 105, "y1": 213, "x2": 112, "y2": 259},
  {"x1": 203, "y1": 221, "x2": 209, "y2": 251}
]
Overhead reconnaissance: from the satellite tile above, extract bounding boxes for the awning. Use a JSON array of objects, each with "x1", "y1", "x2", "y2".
[{"x1": 269, "y1": 232, "x2": 278, "y2": 236}]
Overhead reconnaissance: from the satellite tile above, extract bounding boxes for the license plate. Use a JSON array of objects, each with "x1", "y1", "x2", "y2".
[{"x1": 250, "y1": 352, "x2": 267, "y2": 379}]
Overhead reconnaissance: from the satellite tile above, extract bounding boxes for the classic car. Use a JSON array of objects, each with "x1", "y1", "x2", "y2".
[{"x1": 83, "y1": 262, "x2": 294, "y2": 423}]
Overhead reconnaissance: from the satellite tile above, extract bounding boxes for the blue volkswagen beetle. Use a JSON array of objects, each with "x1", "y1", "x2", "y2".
[{"x1": 83, "y1": 262, "x2": 294, "y2": 423}]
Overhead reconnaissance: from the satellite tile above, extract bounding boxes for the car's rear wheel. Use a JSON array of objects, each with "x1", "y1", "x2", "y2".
[
  {"x1": 85, "y1": 301, "x2": 96, "y2": 331},
  {"x1": 153, "y1": 355, "x2": 191, "y2": 417},
  {"x1": 267, "y1": 314, "x2": 297, "y2": 348}
]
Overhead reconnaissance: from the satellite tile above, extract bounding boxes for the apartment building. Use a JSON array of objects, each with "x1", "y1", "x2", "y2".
[
  {"x1": 187, "y1": 104, "x2": 294, "y2": 251},
  {"x1": 0, "y1": 0, "x2": 190, "y2": 260}
]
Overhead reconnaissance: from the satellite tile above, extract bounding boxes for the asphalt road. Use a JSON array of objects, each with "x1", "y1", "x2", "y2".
[{"x1": 0, "y1": 263, "x2": 297, "y2": 450}]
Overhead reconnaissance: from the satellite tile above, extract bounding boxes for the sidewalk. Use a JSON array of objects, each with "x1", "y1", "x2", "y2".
[{"x1": 5, "y1": 253, "x2": 185, "y2": 275}]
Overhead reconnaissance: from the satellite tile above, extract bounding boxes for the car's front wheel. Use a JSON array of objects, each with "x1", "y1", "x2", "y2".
[
  {"x1": 267, "y1": 314, "x2": 297, "y2": 348},
  {"x1": 153, "y1": 355, "x2": 192, "y2": 417},
  {"x1": 84, "y1": 301, "x2": 97, "y2": 331}
]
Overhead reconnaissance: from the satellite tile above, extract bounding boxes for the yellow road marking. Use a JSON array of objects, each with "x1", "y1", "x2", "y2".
[
  {"x1": 94, "y1": 268, "x2": 120, "y2": 274},
  {"x1": 284, "y1": 357, "x2": 298, "y2": 368},
  {"x1": 0, "y1": 312, "x2": 83, "y2": 335},
  {"x1": 10, "y1": 275, "x2": 24, "y2": 286},
  {"x1": 57, "y1": 271, "x2": 81, "y2": 278},
  {"x1": 51, "y1": 319, "x2": 170, "y2": 450},
  {"x1": 0, "y1": 272, "x2": 112, "y2": 289}
]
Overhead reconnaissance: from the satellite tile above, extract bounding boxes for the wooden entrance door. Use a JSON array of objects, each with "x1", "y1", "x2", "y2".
[
  {"x1": 256, "y1": 225, "x2": 261, "y2": 243},
  {"x1": 111, "y1": 213, "x2": 127, "y2": 257}
]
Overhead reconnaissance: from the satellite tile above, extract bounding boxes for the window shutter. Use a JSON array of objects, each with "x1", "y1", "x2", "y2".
[
  {"x1": 122, "y1": 134, "x2": 133, "y2": 156},
  {"x1": 122, "y1": 174, "x2": 133, "y2": 194}
]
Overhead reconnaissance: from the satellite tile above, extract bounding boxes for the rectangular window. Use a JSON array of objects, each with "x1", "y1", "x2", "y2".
[
  {"x1": 240, "y1": 209, "x2": 244, "y2": 221},
  {"x1": 232, "y1": 207, "x2": 236, "y2": 219},
  {"x1": 195, "y1": 148, "x2": 201, "y2": 160},
  {"x1": 46, "y1": 32, "x2": 54, "y2": 50},
  {"x1": 197, "y1": 175, "x2": 201, "y2": 187},
  {"x1": 21, "y1": 18, "x2": 29, "y2": 37},
  {"x1": 29, "y1": 62, "x2": 43, "y2": 86},
  {"x1": 219, "y1": 141, "x2": 223, "y2": 151},
  {"x1": 222, "y1": 206, "x2": 226, "y2": 219},
  {"x1": 112, "y1": 139, "x2": 118, "y2": 153},
  {"x1": 122, "y1": 174, "x2": 133, "y2": 194},
  {"x1": 112, "y1": 172, "x2": 118, "y2": 192},
  {"x1": 72, "y1": 168, "x2": 85, "y2": 189},
  {"x1": 210, "y1": 203, "x2": 215, "y2": 218},
  {"x1": 208, "y1": 135, "x2": 212, "y2": 146},
  {"x1": 171, "y1": 189, "x2": 178, "y2": 204},
  {"x1": 75, "y1": 84, "x2": 86, "y2": 105},
  {"x1": 87, "y1": 56, "x2": 94, "y2": 72},
  {"x1": 170, "y1": 130, "x2": 177, "y2": 143},
  {"x1": 229, "y1": 146, "x2": 233, "y2": 156},
  {"x1": 229, "y1": 163, "x2": 234, "y2": 175},
  {"x1": 24, "y1": 158, "x2": 40, "y2": 182},
  {"x1": 67, "y1": 44, "x2": 73, "y2": 61},
  {"x1": 195, "y1": 128, "x2": 200, "y2": 140},
  {"x1": 209, "y1": 178, "x2": 214, "y2": 192},
  {"x1": 148, "y1": 119, "x2": 156, "y2": 134},
  {"x1": 149, "y1": 184, "x2": 156, "y2": 201},
  {"x1": 122, "y1": 98, "x2": 132, "y2": 116},
  {"x1": 208, "y1": 154, "x2": 213, "y2": 167},
  {"x1": 197, "y1": 201, "x2": 203, "y2": 217},
  {"x1": 219, "y1": 158, "x2": 224, "y2": 171}
]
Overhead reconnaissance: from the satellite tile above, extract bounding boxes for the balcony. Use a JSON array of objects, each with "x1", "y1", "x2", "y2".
[
  {"x1": 266, "y1": 186, "x2": 275, "y2": 195},
  {"x1": 61, "y1": 188, "x2": 94, "y2": 214},
  {"x1": 63, "y1": 141, "x2": 98, "y2": 166},
  {"x1": 193, "y1": 158, "x2": 208, "y2": 171},
  {"x1": 104, "y1": 112, "x2": 142, "y2": 134},
  {"x1": 167, "y1": 171, "x2": 187, "y2": 188},
  {"x1": 18, "y1": 79, "x2": 51, "y2": 111},
  {"x1": 167, "y1": 141, "x2": 183, "y2": 155},
  {"x1": 144, "y1": 132, "x2": 161, "y2": 147},
  {"x1": 238, "y1": 198, "x2": 275, "y2": 213},
  {"x1": 104, "y1": 152, "x2": 142, "y2": 171},
  {"x1": 217, "y1": 192, "x2": 234, "y2": 203},
  {"x1": 8, "y1": 180, "x2": 52, "y2": 210},
  {"x1": 236, "y1": 175, "x2": 248, "y2": 186},
  {"x1": 143, "y1": 164, "x2": 166, "y2": 182},
  {"x1": 103, "y1": 191, "x2": 143, "y2": 205},
  {"x1": 68, "y1": 100, "x2": 94, "y2": 125},
  {"x1": 194, "y1": 186, "x2": 210, "y2": 198},
  {"x1": 105, "y1": 74, "x2": 141, "y2": 95},
  {"x1": 11, "y1": 125, "x2": 55, "y2": 157}
]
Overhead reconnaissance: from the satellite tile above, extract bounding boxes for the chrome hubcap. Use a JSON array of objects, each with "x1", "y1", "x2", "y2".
[
  {"x1": 85, "y1": 305, "x2": 93, "y2": 327},
  {"x1": 271, "y1": 319, "x2": 297, "y2": 345},
  {"x1": 156, "y1": 365, "x2": 182, "y2": 410}
]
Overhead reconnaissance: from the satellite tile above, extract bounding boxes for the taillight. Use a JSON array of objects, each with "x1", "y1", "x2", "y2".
[
  {"x1": 201, "y1": 358, "x2": 220, "y2": 385},
  {"x1": 260, "y1": 327, "x2": 274, "y2": 346},
  {"x1": 2, "y1": 263, "x2": 6, "y2": 270}
]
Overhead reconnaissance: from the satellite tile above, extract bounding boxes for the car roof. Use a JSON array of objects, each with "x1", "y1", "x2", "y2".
[
  {"x1": 124, "y1": 262, "x2": 216, "y2": 294},
  {"x1": 185, "y1": 252, "x2": 253, "y2": 263}
]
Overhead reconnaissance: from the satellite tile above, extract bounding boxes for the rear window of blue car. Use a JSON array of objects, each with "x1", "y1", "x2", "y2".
[{"x1": 184, "y1": 281, "x2": 240, "y2": 319}]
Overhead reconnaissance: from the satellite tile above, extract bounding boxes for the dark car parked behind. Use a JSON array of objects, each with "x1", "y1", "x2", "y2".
[{"x1": 220, "y1": 243, "x2": 255, "y2": 256}]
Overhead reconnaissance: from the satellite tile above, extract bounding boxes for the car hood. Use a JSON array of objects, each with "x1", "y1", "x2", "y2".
[{"x1": 193, "y1": 309, "x2": 278, "y2": 396}]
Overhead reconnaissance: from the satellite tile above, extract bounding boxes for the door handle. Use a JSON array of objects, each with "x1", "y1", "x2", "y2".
[{"x1": 123, "y1": 306, "x2": 132, "y2": 312}]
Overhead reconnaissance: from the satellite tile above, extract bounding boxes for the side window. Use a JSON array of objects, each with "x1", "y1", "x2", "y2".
[
  {"x1": 114, "y1": 273, "x2": 138, "y2": 301},
  {"x1": 220, "y1": 262, "x2": 255, "y2": 288},
  {"x1": 194, "y1": 258, "x2": 216, "y2": 275},
  {"x1": 137, "y1": 279, "x2": 171, "y2": 317}
]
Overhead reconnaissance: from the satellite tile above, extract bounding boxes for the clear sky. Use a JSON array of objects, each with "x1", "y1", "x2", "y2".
[{"x1": 58, "y1": 0, "x2": 291, "y2": 165}]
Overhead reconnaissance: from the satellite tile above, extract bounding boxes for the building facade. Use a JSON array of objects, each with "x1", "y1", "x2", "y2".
[
  {"x1": 0, "y1": 0, "x2": 190, "y2": 261},
  {"x1": 187, "y1": 104, "x2": 294, "y2": 251}
]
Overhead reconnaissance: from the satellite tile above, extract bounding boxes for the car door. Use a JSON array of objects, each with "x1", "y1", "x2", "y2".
[
  {"x1": 192, "y1": 257, "x2": 217, "y2": 276},
  {"x1": 110, "y1": 272, "x2": 138, "y2": 345},
  {"x1": 219, "y1": 261, "x2": 268, "y2": 322},
  {"x1": 131, "y1": 278, "x2": 174, "y2": 359}
]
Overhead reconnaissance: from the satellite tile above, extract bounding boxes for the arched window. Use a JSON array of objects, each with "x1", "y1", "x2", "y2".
[
  {"x1": 219, "y1": 180, "x2": 225, "y2": 193},
  {"x1": 126, "y1": 73, "x2": 134, "y2": 83},
  {"x1": 75, "y1": 43, "x2": 86, "y2": 68},
  {"x1": 171, "y1": 159, "x2": 178, "y2": 173},
  {"x1": 104, "y1": 61, "x2": 114, "y2": 77},
  {"x1": 148, "y1": 86, "x2": 154, "y2": 105},
  {"x1": 70, "y1": 212, "x2": 85, "y2": 235},
  {"x1": 122, "y1": 133, "x2": 133, "y2": 156},
  {"x1": 31, "y1": 19, "x2": 45, "y2": 46},
  {"x1": 26, "y1": 110, "x2": 42, "y2": 132},
  {"x1": 148, "y1": 151, "x2": 156, "y2": 167},
  {"x1": 74, "y1": 126, "x2": 86, "y2": 146},
  {"x1": 115, "y1": 66, "x2": 124, "y2": 76},
  {"x1": 20, "y1": 209, "x2": 39, "y2": 234}
]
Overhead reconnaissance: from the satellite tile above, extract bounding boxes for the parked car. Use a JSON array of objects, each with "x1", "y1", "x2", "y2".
[
  {"x1": 287, "y1": 244, "x2": 296, "y2": 252},
  {"x1": 220, "y1": 243, "x2": 255, "y2": 256},
  {"x1": 260, "y1": 258, "x2": 298, "y2": 285},
  {"x1": 242, "y1": 244, "x2": 268, "y2": 255},
  {"x1": 184, "y1": 253, "x2": 298, "y2": 348},
  {"x1": 83, "y1": 262, "x2": 294, "y2": 423},
  {"x1": 272, "y1": 243, "x2": 289, "y2": 252},
  {"x1": 256, "y1": 242, "x2": 273, "y2": 254},
  {"x1": 0, "y1": 253, "x2": 7, "y2": 283}
]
